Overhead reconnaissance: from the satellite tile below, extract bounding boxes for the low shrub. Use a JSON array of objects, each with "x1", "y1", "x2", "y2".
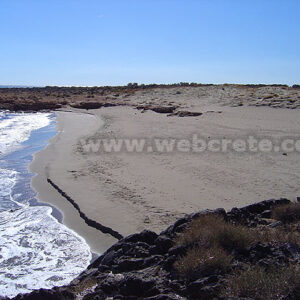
[
  {"x1": 223, "y1": 265, "x2": 300, "y2": 300},
  {"x1": 174, "y1": 212, "x2": 300, "y2": 287},
  {"x1": 258, "y1": 225, "x2": 300, "y2": 245},
  {"x1": 176, "y1": 215, "x2": 256, "y2": 251},
  {"x1": 272, "y1": 202, "x2": 300, "y2": 223},
  {"x1": 174, "y1": 246, "x2": 232, "y2": 278}
]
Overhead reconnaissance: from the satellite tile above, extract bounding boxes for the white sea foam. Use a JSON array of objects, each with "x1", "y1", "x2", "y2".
[
  {"x1": 0, "y1": 206, "x2": 92, "y2": 297},
  {"x1": 0, "y1": 112, "x2": 93, "y2": 297},
  {"x1": 0, "y1": 168, "x2": 18, "y2": 199},
  {"x1": 0, "y1": 168, "x2": 19, "y2": 211},
  {"x1": 0, "y1": 113, "x2": 51, "y2": 156}
]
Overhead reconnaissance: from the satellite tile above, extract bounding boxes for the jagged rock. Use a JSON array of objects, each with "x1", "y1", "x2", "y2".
[
  {"x1": 11, "y1": 198, "x2": 300, "y2": 300},
  {"x1": 9, "y1": 102, "x2": 62, "y2": 111},
  {"x1": 228, "y1": 198, "x2": 291, "y2": 226},
  {"x1": 193, "y1": 284, "x2": 221, "y2": 299},
  {"x1": 100, "y1": 249, "x2": 123, "y2": 266},
  {"x1": 70, "y1": 101, "x2": 117, "y2": 110},
  {"x1": 240, "y1": 198, "x2": 290, "y2": 215},
  {"x1": 71, "y1": 102, "x2": 103, "y2": 109},
  {"x1": 152, "y1": 236, "x2": 174, "y2": 254},
  {"x1": 143, "y1": 255, "x2": 164, "y2": 268},
  {"x1": 118, "y1": 276, "x2": 158, "y2": 297},
  {"x1": 136, "y1": 105, "x2": 176, "y2": 114},
  {"x1": 150, "y1": 106, "x2": 176, "y2": 114},
  {"x1": 162, "y1": 208, "x2": 226, "y2": 237},
  {"x1": 168, "y1": 245, "x2": 187, "y2": 257},
  {"x1": 103, "y1": 102, "x2": 117, "y2": 107},
  {"x1": 13, "y1": 288, "x2": 75, "y2": 300},
  {"x1": 186, "y1": 275, "x2": 219, "y2": 297},
  {"x1": 161, "y1": 216, "x2": 189, "y2": 237},
  {"x1": 260, "y1": 209, "x2": 272, "y2": 218},
  {"x1": 123, "y1": 242, "x2": 150, "y2": 257},
  {"x1": 123, "y1": 230, "x2": 158, "y2": 245},
  {"x1": 96, "y1": 274, "x2": 124, "y2": 294},
  {"x1": 171, "y1": 111, "x2": 203, "y2": 117},
  {"x1": 191, "y1": 208, "x2": 227, "y2": 220},
  {"x1": 240, "y1": 242, "x2": 294, "y2": 267},
  {"x1": 113, "y1": 258, "x2": 144, "y2": 272}
]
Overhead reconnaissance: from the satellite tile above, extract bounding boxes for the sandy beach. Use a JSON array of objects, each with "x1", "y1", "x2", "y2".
[
  {"x1": 30, "y1": 111, "x2": 118, "y2": 254},
  {"x1": 29, "y1": 87, "x2": 300, "y2": 247}
]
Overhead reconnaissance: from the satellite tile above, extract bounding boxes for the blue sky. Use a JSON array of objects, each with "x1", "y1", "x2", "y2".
[{"x1": 1, "y1": 0, "x2": 299, "y2": 86}]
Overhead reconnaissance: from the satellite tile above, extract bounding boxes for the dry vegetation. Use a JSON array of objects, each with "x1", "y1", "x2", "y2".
[
  {"x1": 70, "y1": 276, "x2": 98, "y2": 298},
  {"x1": 272, "y1": 202, "x2": 300, "y2": 223},
  {"x1": 173, "y1": 245, "x2": 232, "y2": 278},
  {"x1": 173, "y1": 205, "x2": 300, "y2": 299},
  {"x1": 175, "y1": 214, "x2": 256, "y2": 251},
  {"x1": 223, "y1": 265, "x2": 300, "y2": 300},
  {"x1": 174, "y1": 215, "x2": 256, "y2": 279}
]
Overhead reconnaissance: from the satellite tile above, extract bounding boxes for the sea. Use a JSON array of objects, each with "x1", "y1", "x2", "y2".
[{"x1": 0, "y1": 111, "x2": 91, "y2": 298}]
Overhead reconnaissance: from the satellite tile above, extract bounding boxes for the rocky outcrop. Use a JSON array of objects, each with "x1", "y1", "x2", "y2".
[
  {"x1": 169, "y1": 111, "x2": 203, "y2": 117},
  {"x1": 1, "y1": 84, "x2": 300, "y2": 112},
  {"x1": 150, "y1": 106, "x2": 176, "y2": 114},
  {"x1": 227, "y1": 198, "x2": 291, "y2": 226},
  {"x1": 70, "y1": 102, "x2": 118, "y2": 110},
  {"x1": 11, "y1": 197, "x2": 300, "y2": 300},
  {"x1": 137, "y1": 105, "x2": 177, "y2": 114},
  {"x1": 0, "y1": 101, "x2": 62, "y2": 112}
]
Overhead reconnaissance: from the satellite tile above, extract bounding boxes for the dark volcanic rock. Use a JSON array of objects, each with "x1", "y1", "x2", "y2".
[
  {"x1": 186, "y1": 276, "x2": 220, "y2": 298},
  {"x1": 227, "y1": 198, "x2": 291, "y2": 226},
  {"x1": 161, "y1": 207, "x2": 226, "y2": 238},
  {"x1": 114, "y1": 257, "x2": 145, "y2": 272},
  {"x1": 71, "y1": 101, "x2": 117, "y2": 110},
  {"x1": 137, "y1": 105, "x2": 176, "y2": 114},
  {"x1": 171, "y1": 111, "x2": 203, "y2": 117},
  {"x1": 13, "y1": 288, "x2": 75, "y2": 300},
  {"x1": 11, "y1": 198, "x2": 300, "y2": 300},
  {"x1": 242, "y1": 198, "x2": 290, "y2": 214},
  {"x1": 123, "y1": 230, "x2": 158, "y2": 245},
  {"x1": 150, "y1": 106, "x2": 176, "y2": 114},
  {"x1": 152, "y1": 236, "x2": 174, "y2": 254},
  {"x1": 8, "y1": 101, "x2": 62, "y2": 111},
  {"x1": 119, "y1": 276, "x2": 159, "y2": 297},
  {"x1": 71, "y1": 102, "x2": 103, "y2": 109}
]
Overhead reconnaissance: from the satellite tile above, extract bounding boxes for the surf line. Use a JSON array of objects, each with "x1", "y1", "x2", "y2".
[{"x1": 47, "y1": 178, "x2": 123, "y2": 240}]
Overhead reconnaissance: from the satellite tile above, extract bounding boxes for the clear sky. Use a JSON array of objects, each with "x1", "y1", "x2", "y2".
[{"x1": 1, "y1": 0, "x2": 300, "y2": 86}]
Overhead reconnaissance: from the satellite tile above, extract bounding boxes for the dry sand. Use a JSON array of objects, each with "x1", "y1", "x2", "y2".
[{"x1": 30, "y1": 88, "x2": 300, "y2": 251}]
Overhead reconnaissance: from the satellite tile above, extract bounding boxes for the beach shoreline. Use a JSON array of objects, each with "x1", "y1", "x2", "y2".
[
  {"x1": 29, "y1": 109, "x2": 117, "y2": 255},
  {"x1": 0, "y1": 111, "x2": 99, "y2": 297}
]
